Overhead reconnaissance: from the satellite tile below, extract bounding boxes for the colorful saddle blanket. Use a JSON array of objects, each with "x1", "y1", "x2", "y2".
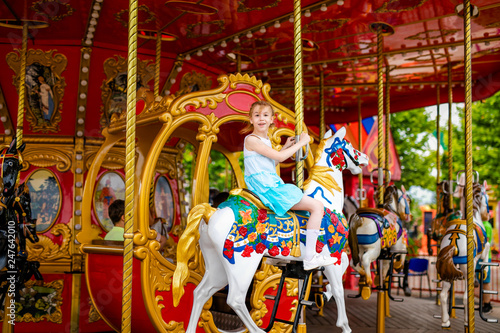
[
  {"x1": 218, "y1": 194, "x2": 348, "y2": 264},
  {"x1": 357, "y1": 209, "x2": 406, "y2": 249}
]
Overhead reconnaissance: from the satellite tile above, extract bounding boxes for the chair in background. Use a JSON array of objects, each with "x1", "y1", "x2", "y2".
[{"x1": 408, "y1": 258, "x2": 432, "y2": 297}]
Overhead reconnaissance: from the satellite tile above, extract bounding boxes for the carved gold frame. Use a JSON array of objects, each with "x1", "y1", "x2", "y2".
[
  {"x1": 100, "y1": 55, "x2": 155, "y2": 127},
  {"x1": 6, "y1": 49, "x2": 67, "y2": 133}
]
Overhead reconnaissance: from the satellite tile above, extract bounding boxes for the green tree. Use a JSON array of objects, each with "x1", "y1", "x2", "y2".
[
  {"x1": 442, "y1": 92, "x2": 500, "y2": 199},
  {"x1": 390, "y1": 108, "x2": 437, "y2": 190}
]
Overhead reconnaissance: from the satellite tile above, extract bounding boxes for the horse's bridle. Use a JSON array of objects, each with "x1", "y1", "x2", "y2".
[{"x1": 325, "y1": 137, "x2": 360, "y2": 168}]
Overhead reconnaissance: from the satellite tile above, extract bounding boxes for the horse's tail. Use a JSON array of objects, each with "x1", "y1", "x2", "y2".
[
  {"x1": 348, "y1": 214, "x2": 362, "y2": 267},
  {"x1": 436, "y1": 244, "x2": 463, "y2": 282},
  {"x1": 172, "y1": 203, "x2": 216, "y2": 307}
]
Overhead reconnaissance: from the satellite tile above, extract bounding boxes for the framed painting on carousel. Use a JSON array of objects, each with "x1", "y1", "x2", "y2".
[
  {"x1": 94, "y1": 171, "x2": 125, "y2": 232},
  {"x1": 26, "y1": 169, "x2": 62, "y2": 233},
  {"x1": 154, "y1": 175, "x2": 174, "y2": 232}
]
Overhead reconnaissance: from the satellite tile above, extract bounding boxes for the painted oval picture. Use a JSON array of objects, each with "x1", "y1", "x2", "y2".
[
  {"x1": 94, "y1": 171, "x2": 125, "y2": 232},
  {"x1": 26, "y1": 169, "x2": 62, "y2": 233}
]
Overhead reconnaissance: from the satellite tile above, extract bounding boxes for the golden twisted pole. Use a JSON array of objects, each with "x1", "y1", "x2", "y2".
[
  {"x1": 376, "y1": 24, "x2": 386, "y2": 333},
  {"x1": 376, "y1": 26, "x2": 385, "y2": 206},
  {"x1": 319, "y1": 70, "x2": 325, "y2": 139},
  {"x1": 358, "y1": 95, "x2": 363, "y2": 208},
  {"x1": 463, "y1": 0, "x2": 475, "y2": 330},
  {"x1": 447, "y1": 63, "x2": 453, "y2": 209},
  {"x1": 154, "y1": 31, "x2": 161, "y2": 97},
  {"x1": 122, "y1": 0, "x2": 138, "y2": 331},
  {"x1": 293, "y1": 0, "x2": 304, "y2": 189},
  {"x1": 385, "y1": 63, "x2": 390, "y2": 172},
  {"x1": 436, "y1": 87, "x2": 441, "y2": 185},
  {"x1": 16, "y1": 23, "x2": 28, "y2": 150}
]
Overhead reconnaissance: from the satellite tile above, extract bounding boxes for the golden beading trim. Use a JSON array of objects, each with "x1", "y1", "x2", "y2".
[
  {"x1": 30, "y1": 0, "x2": 75, "y2": 21},
  {"x1": 186, "y1": 20, "x2": 224, "y2": 38},
  {"x1": 6, "y1": 49, "x2": 67, "y2": 133},
  {"x1": 21, "y1": 144, "x2": 73, "y2": 172},
  {"x1": 100, "y1": 55, "x2": 155, "y2": 127},
  {"x1": 27, "y1": 223, "x2": 71, "y2": 261},
  {"x1": 114, "y1": 5, "x2": 155, "y2": 27},
  {"x1": 237, "y1": 0, "x2": 281, "y2": 12}
]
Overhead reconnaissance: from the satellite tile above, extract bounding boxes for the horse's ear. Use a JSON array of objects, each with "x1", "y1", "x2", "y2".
[
  {"x1": 483, "y1": 180, "x2": 488, "y2": 190},
  {"x1": 401, "y1": 185, "x2": 406, "y2": 193},
  {"x1": 334, "y1": 126, "x2": 346, "y2": 139},
  {"x1": 324, "y1": 129, "x2": 332, "y2": 139}
]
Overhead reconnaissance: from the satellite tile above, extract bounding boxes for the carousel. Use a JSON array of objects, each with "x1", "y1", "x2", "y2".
[{"x1": 0, "y1": 1, "x2": 500, "y2": 333}]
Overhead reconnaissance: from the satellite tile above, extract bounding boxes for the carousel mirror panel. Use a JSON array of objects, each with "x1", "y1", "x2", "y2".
[
  {"x1": 154, "y1": 175, "x2": 174, "y2": 232},
  {"x1": 93, "y1": 171, "x2": 125, "y2": 232},
  {"x1": 26, "y1": 168, "x2": 62, "y2": 233}
]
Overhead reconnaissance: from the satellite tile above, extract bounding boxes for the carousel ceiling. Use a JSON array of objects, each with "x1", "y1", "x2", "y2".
[{"x1": 1, "y1": 0, "x2": 500, "y2": 131}]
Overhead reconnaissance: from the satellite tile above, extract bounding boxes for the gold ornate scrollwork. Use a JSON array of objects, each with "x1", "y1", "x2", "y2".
[
  {"x1": 156, "y1": 154, "x2": 177, "y2": 179},
  {"x1": 0, "y1": 279, "x2": 64, "y2": 324},
  {"x1": 88, "y1": 301, "x2": 102, "y2": 323},
  {"x1": 100, "y1": 55, "x2": 155, "y2": 127},
  {"x1": 21, "y1": 144, "x2": 73, "y2": 172},
  {"x1": 27, "y1": 223, "x2": 71, "y2": 261},
  {"x1": 175, "y1": 71, "x2": 213, "y2": 98},
  {"x1": 250, "y1": 261, "x2": 296, "y2": 332},
  {"x1": 7, "y1": 49, "x2": 67, "y2": 133},
  {"x1": 30, "y1": 0, "x2": 75, "y2": 21}
]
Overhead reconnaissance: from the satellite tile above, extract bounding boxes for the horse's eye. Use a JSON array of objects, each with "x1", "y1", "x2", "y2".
[{"x1": 7, "y1": 161, "x2": 13, "y2": 166}]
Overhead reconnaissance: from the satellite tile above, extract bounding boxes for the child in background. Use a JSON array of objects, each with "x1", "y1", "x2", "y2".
[{"x1": 241, "y1": 100, "x2": 335, "y2": 270}]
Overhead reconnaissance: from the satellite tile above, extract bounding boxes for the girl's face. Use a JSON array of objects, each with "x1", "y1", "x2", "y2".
[{"x1": 250, "y1": 105, "x2": 274, "y2": 132}]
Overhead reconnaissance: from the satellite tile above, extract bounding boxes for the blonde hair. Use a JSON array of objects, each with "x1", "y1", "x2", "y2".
[{"x1": 239, "y1": 100, "x2": 275, "y2": 134}]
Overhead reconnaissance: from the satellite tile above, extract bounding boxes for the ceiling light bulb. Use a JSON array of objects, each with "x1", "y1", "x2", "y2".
[
  {"x1": 409, "y1": 85, "x2": 413, "y2": 89},
  {"x1": 233, "y1": 36, "x2": 240, "y2": 43},
  {"x1": 321, "y1": 4, "x2": 327, "y2": 11},
  {"x1": 208, "y1": 45, "x2": 215, "y2": 52},
  {"x1": 305, "y1": 10, "x2": 311, "y2": 17},
  {"x1": 185, "y1": 54, "x2": 191, "y2": 61},
  {"x1": 451, "y1": 46, "x2": 456, "y2": 51},
  {"x1": 485, "y1": 41, "x2": 490, "y2": 46},
  {"x1": 246, "y1": 31, "x2": 253, "y2": 38},
  {"x1": 307, "y1": 64, "x2": 313, "y2": 70},
  {"x1": 263, "y1": 70, "x2": 268, "y2": 76},
  {"x1": 197, "y1": 50, "x2": 203, "y2": 56},
  {"x1": 176, "y1": 66, "x2": 182, "y2": 72},
  {"x1": 170, "y1": 78, "x2": 176, "y2": 84},
  {"x1": 277, "y1": 68, "x2": 283, "y2": 74},
  {"x1": 322, "y1": 63, "x2": 327, "y2": 68},
  {"x1": 289, "y1": 16, "x2": 294, "y2": 23},
  {"x1": 354, "y1": 59, "x2": 359, "y2": 64},
  {"x1": 221, "y1": 40, "x2": 227, "y2": 48},
  {"x1": 338, "y1": 61, "x2": 343, "y2": 66},
  {"x1": 274, "y1": 21, "x2": 281, "y2": 28},
  {"x1": 260, "y1": 26, "x2": 266, "y2": 34},
  {"x1": 337, "y1": 0, "x2": 344, "y2": 5}
]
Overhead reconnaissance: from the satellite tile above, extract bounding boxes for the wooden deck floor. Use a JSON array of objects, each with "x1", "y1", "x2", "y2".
[{"x1": 306, "y1": 291, "x2": 500, "y2": 333}]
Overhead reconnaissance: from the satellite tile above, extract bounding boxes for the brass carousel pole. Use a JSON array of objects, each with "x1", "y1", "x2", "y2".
[
  {"x1": 319, "y1": 70, "x2": 325, "y2": 139},
  {"x1": 292, "y1": 1, "x2": 306, "y2": 331},
  {"x1": 154, "y1": 31, "x2": 161, "y2": 97},
  {"x1": 375, "y1": 24, "x2": 386, "y2": 333},
  {"x1": 292, "y1": 0, "x2": 304, "y2": 189},
  {"x1": 384, "y1": 62, "x2": 391, "y2": 319},
  {"x1": 357, "y1": 94, "x2": 364, "y2": 208},
  {"x1": 463, "y1": 0, "x2": 475, "y2": 330},
  {"x1": 122, "y1": 0, "x2": 138, "y2": 331},
  {"x1": 16, "y1": 23, "x2": 28, "y2": 150},
  {"x1": 435, "y1": 85, "x2": 442, "y2": 306}
]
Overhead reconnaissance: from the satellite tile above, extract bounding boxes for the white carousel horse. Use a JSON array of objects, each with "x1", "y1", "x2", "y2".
[
  {"x1": 436, "y1": 181, "x2": 490, "y2": 329},
  {"x1": 172, "y1": 127, "x2": 368, "y2": 333},
  {"x1": 348, "y1": 185, "x2": 411, "y2": 296}
]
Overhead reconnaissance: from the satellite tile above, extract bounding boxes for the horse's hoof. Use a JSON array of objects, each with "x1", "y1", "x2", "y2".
[
  {"x1": 404, "y1": 287, "x2": 412, "y2": 297},
  {"x1": 441, "y1": 321, "x2": 451, "y2": 329},
  {"x1": 361, "y1": 286, "x2": 371, "y2": 300}
]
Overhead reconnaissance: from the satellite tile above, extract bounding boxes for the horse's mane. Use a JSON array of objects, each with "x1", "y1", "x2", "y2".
[{"x1": 472, "y1": 182, "x2": 484, "y2": 213}]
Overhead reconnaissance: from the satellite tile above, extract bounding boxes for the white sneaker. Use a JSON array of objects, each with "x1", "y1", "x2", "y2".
[{"x1": 303, "y1": 254, "x2": 337, "y2": 270}]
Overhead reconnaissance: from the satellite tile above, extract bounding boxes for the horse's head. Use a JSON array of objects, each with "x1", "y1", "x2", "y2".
[
  {"x1": 381, "y1": 185, "x2": 412, "y2": 222},
  {"x1": 476, "y1": 182, "x2": 490, "y2": 222},
  {"x1": 0, "y1": 138, "x2": 25, "y2": 197},
  {"x1": 320, "y1": 127, "x2": 368, "y2": 174}
]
